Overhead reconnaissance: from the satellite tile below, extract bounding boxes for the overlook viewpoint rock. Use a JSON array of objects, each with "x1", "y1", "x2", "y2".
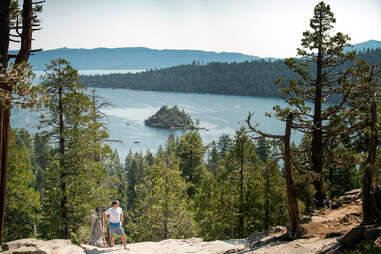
[{"x1": 3, "y1": 189, "x2": 381, "y2": 254}]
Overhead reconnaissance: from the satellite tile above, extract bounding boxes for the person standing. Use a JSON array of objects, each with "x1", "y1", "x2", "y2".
[{"x1": 103, "y1": 200, "x2": 128, "y2": 249}]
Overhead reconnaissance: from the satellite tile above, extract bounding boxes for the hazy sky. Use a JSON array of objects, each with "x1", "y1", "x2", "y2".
[{"x1": 22, "y1": 0, "x2": 381, "y2": 58}]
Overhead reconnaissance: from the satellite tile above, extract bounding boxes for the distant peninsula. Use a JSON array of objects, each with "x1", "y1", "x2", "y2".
[
  {"x1": 144, "y1": 105, "x2": 195, "y2": 129},
  {"x1": 79, "y1": 48, "x2": 381, "y2": 98}
]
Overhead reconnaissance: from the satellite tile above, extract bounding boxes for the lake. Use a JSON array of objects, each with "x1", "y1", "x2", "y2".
[{"x1": 11, "y1": 70, "x2": 295, "y2": 160}]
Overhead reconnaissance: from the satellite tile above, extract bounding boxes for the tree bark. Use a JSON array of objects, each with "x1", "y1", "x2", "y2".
[
  {"x1": 0, "y1": 108, "x2": 10, "y2": 243},
  {"x1": 284, "y1": 113, "x2": 303, "y2": 239},
  {"x1": 0, "y1": 0, "x2": 10, "y2": 68},
  {"x1": 0, "y1": 0, "x2": 10, "y2": 245},
  {"x1": 238, "y1": 150, "x2": 244, "y2": 237},
  {"x1": 164, "y1": 173, "x2": 169, "y2": 239},
  {"x1": 229, "y1": 176, "x2": 234, "y2": 239},
  {"x1": 246, "y1": 112, "x2": 304, "y2": 239},
  {"x1": 0, "y1": 0, "x2": 36, "y2": 244},
  {"x1": 15, "y1": 0, "x2": 33, "y2": 64},
  {"x1": 362, "y1": 99, "x2": 381, "y2": 224},
  {"x1": 311, "y1": 47, "x2": 326, "y2": 209},
  {"x1": 264, "y1": 167, "x2": 270, "y2": 231}
]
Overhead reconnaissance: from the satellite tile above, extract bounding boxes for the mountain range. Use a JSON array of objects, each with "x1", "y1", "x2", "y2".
[
  {"x1": 24, "y1": 47, "x2": 260, "y2": 70},
  {"x1": 344, "y1": 39, "x2": 381, "y2": 52},
  {"x1": 15, "y1": 39, "x2": 381, "y2": 70}
]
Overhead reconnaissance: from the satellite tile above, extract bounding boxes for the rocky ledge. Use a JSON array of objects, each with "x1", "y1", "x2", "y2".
[
  {"x1": 2, "y1": 239, "x2": 85, "y2": 254},
  {"x1": 2, "y1": 238, "x2": 248, "y2": 254},
  {"x1": 2, "y1": 189, "x2": 381, "y2": 254}
]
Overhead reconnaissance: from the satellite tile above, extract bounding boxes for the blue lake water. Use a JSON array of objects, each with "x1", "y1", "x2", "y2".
[{"x1": 11, "y1": 70, "x2": 296, "y2": 160}]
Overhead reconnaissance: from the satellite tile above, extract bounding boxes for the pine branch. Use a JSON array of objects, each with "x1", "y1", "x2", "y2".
[
  {"x1": 246, "y1": 113, "x2": 284, "y2": 140},
  {"x1": 32, "y1": 1, "x2": 46, "y2": 4}
]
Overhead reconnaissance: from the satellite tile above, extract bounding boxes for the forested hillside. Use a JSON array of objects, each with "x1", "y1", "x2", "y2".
[
  {"x1": 80, "y1": 60, "x2": 292, "y2": 97},
  {"x1": 80, "y1": 49, "x2": 381, "y2": 98}
]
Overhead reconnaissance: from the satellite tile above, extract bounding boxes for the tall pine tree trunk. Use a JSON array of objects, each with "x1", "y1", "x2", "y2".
[
  {"x1": 0, "y1": 0, "x2": 35, "y2": 243},
  {"x1": 164, "y1": 174, "x2": 169, "y2": 239},
  {"x1": 362, "y1": 99, "x2": 381, "y2": 224},
  {"x1": 238, "y1": 155, "x2": 244, "y2": 237},
  {"x1": 229, "y1": 177, "x2": 234, "y2": 238},
  {"x1": 311, "y1": 49, "x2": 326, "y2": 209},
  {"x1": 58, "y1": 85, "x2": 69, "y2": 239},
  {"x1": 0, "y1": 1, "x2": 10, "y2": 244},
  {"x1": 284, "y1": 113, "x2": 303, "y2": 239},
  {"x1": 0, "y1": 107, "x2": 10, "y2": 244},
  {"x1": 264, "y1": 168, "x2": 270, "y2": 231},
  {"x1": 0, "y1": 1, "x2": 10, "y2": 66},
  {"x1": 15, "y1": 0, "x2": 33, "y2": 64}
]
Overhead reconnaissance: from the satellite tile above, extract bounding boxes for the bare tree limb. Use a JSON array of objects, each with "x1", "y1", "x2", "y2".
[{"x1": 246, "y1": 112, "x2": 284, "y2": 140}]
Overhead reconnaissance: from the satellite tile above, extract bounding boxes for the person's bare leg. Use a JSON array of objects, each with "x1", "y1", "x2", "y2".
[
  {"x1": 122, "y1": 234, "x2": 127, "y2": 247},
  {"x1": 110, "y1": 236, "x2": 114, "y2": 247}
]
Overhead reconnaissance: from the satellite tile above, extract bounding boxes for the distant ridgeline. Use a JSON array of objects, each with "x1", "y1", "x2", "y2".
[
  {"x1": 144, "y1": 105, "x2": 195, "y2": 129},
  {"x1": 80, "y1": 49, "x2": 381, "y2": 98},
  {"x1": 21, "y1": 47, "x2": 260, "y2": 70}
]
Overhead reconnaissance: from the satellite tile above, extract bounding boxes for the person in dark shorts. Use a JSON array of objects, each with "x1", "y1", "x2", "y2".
[{"x1": 103, "y1": 200, "x2": 128, "y2": 249}]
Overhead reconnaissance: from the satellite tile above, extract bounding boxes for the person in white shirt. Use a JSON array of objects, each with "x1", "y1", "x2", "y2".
[{"x1": 103, "y1": 200, "x2": 127, "y2": 249}]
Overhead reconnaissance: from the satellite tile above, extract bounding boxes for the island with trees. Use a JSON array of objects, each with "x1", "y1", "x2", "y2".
[{"x1": 144, "y1": 105, "x2": 195, "y2": 129}]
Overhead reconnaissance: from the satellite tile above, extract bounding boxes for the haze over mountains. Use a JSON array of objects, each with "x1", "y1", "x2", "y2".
[
  {"x1": 21, "y1": 39, "x2": 381, "y2": 70},
  {"x1": 26, "y1": 47, "x2": 260, "y2": 70}
]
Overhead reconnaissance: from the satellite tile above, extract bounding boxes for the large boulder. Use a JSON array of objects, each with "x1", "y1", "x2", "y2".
[
  {"x1": 2, "y1": 239, "x2": 86, "y2": 254},
  {"x1": 88, "y1": 210, "x2": 105, "y2": 247},
  {"x1": 243, "y1": 237, "x2": 340, "y2": 254},
  {"x1": 331, "y1": 189, "x2": 361, "y2": 209},
  {"x1": 249, "y1": 226, "x2": 287, "y2": 248}
]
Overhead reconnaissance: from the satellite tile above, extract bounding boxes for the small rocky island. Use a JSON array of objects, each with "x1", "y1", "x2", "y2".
[{"x1": 144, "y1": 105, "x2": 195, "y2": 129}]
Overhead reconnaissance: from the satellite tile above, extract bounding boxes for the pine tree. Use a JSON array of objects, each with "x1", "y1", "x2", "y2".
[
  {"x1": 107, "y1": 151, "x2": 125, "y2": 205},
  {"x1": 256, "y1": 138, "x2": 271, "y2": 162},
  {"x1": 228, "y1": 127, "x2": 257, "y2": 237},
  {"x1": 4, "y1": 129, "x2": 40, "y2": 241},
  {"x1": 274, "y1": 1, "x2": 358, "y2": 208},
  {"x1": 166, "y1": 134, "x2": 177, "y2": 153},
  {"x1": 132, "y1": 152, "x2": 196, "y2": 241},
  {"x1": 176, "y1": 131, "x2": 206, "y2": 197},
  {"x1": 324, "y1": 140, "x2": 360, "y2": 198},
  {"x1": 257, "y1": 146, "x2": 288, "y2": 231},
  {"x1": 347, "y1": 62, "x2": 381, "y2": 224},
  {"x1": 0, "y1": 0, "x2": 44, "y2": 243},
  {"x1": 126, "y1": 158, "x2": 140, "y2": 210},
  {"x1": 248, "y1": 113, "x2": 304, "y2": 239},
  {"x1": 261, "y1": 162, "x2": 287, "y2": 230},
  {"x1": 39, "y1": 59, "x2": 113, "y2": 240},
  {"x1": 145, "y1": 150, "x2": 155, "y2": 166},
  {"x1": 207, "y1": 141, "x2": 221, "y2": 176},
  {"x1": 194, "y1": 170, "x2": 217, "y2": 240},
  {"x1": 217, "y1": 134, "x2": 233, "y2": 159}
]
